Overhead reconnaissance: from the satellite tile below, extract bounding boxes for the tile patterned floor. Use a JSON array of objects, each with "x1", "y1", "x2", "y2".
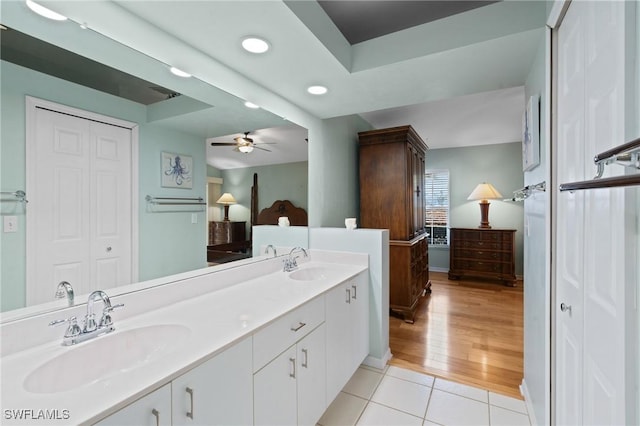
[{"x1": 318, "y1": 365, "x2": 530, "y2": 426}]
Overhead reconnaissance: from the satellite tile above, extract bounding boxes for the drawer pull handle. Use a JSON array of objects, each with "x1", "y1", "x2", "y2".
[
  {"x1": 151, "y1": 409, "x2": 160, "y2": 426},
  {"x1": 186, "y1": 387, "x2": 194, "y2": 419},
  {"x1": 477, "y1": 251, "x2": 483, "y2": 255},
  {"x1": 301, "y1": 348, "x2": 309, "y2": 368},
  {"x1": 291, "y1": 322, "x2": 306, "y2": 332},
  {"x1": 289, "y1": 357, "x2": 296, "y2": 378},
  {"x1": 351, "y1": 284, "x2": 357, "y2": 300},
  {"x1": 346, "y1": 288, "x2": 351, "y2": 304}
]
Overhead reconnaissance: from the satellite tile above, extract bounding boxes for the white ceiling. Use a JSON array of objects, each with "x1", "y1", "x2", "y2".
[{"x1": 25, "y1": 0, "x2": 546, "y2": 168}]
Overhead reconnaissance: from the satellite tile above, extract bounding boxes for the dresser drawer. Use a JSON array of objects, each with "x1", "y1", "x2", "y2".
[
  {"x1": 454, "y1": 249, "x2": 512, "y2": 262},
  {"x1": 459, "y1": 239, "x2": 510, "y2": 250},
  {"x1": 460, "y1": 260, "x2": 511, "y2": 274},
  {"x1": 253, "y1": 295, "x2": 325, "y2": 372}
]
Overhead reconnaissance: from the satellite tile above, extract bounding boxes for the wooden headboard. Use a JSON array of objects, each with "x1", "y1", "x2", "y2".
[{"x1": 256, "y1": 200, "x2": 308, "y2": 226}]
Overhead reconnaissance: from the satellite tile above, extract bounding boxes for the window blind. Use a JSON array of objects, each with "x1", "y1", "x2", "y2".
[{"x1": 425, "y1": 169, "x2": 449, "y2": 245}]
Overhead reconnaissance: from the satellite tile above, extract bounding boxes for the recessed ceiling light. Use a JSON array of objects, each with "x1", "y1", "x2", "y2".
[
  {"x1": 26, "y1": 0, "x2": 68, "y2": 21},
  {"x1": 244, "y1": 101, "x2": 260, "y2": 109},
  {"x1": 307, "y1": 85, "x2": 328, "y2": 95},
  {"x1": 170, "y1": 67, "x2": 191, "y2": 78},
  {"x1": 241, "y1": 37, "x2": 270, "y2": 54}
]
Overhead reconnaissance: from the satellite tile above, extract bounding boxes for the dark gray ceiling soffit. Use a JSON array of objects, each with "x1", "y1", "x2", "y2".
[
  {"x1": 1, "y1": 26, "x2": 179, "y2": 105},
  {"x1": 318, "y1": 0, "x2": 499, "y2": 44}
]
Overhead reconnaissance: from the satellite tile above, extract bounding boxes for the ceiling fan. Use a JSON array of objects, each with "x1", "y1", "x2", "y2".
[{"x1": 210, "y1": 131, "x2": 274, "y2": 153}]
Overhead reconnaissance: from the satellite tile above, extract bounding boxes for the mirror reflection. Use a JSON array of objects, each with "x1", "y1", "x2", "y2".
[{"x1": 0, "y1": 10, "x2": 308, "y2": 317}]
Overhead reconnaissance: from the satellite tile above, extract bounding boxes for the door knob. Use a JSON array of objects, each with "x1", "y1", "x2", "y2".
[
  {"x1": 106, "y1": 246, "x2": 112, "y2": 252},
  {"x1": 560, "y1": 303, "x2": 572, "y2": 314}
]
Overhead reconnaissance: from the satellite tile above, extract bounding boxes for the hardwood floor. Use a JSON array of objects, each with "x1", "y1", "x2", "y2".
[{"x1": 389, "y1": 271, "x2": 524, "y2": 399}]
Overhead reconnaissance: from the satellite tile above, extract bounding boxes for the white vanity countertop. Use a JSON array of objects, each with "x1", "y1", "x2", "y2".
[{"x1": 0, "y1": 257, "x2": 367, "y2": 425}]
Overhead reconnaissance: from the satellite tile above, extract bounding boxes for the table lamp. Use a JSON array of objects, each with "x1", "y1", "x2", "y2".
[
  {"x1": 216, "y1": 193, "x2": 237, "y2": 221},
  {"x1": 467, "y1": 183, "x2": 502, "y2": 229}
]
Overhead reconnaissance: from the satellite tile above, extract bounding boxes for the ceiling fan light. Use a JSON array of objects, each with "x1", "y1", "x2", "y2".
[
  {"x1": 26, "y1": 0, "x2": 68, "y2": 21},
  {"x1": 242, "y1": 37, "x2": 270, "y2": 54},
  {"x1": 239, "y1": 145, "x2": 254, "y2": 153}
]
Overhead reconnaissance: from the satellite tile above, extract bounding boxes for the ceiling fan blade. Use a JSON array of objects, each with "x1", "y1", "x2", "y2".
[
  {"x1": 254, "y1": 146, "x2": 272, "y2": 152},
  {"x1": 210, "y1": 142, "x2": 238, "y2": 146}
]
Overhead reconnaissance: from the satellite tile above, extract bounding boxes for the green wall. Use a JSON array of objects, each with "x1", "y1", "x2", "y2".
[
  {"x1": 0, "y1": 60, "x2": 206, "y2": 312},
  {"x1": 426, "y1": 142, "x2": 525, "y2": 275},
  {"x1": 220, "y1": 162, "x2": 308, "y2": 235},
  {"x1": 308, "y1": 115, "x2": 373, "y2": 227}
]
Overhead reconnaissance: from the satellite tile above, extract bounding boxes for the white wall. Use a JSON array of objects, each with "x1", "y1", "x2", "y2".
[{"x1": 521, "y1": 27, "x2": 551, "y2": 426}]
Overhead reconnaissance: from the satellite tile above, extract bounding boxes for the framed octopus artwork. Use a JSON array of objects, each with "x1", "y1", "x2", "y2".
[{"x1": 161, "y1": 151, "x2": 193, "y2": 189}]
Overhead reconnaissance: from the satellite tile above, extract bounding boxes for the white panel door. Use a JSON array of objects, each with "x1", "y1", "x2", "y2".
[
  {"x1": 91, "y1": 121, "x2": 132, "y2": 290},
  {"x1": 28, "y1": 105, "x2": 132, "y2": 304},
  {"x1": 556, "y1": 2, "x2": 587, "y2": 423},
  {"x1": 555, "y1": 1, "x2": 628, "y2": 424}
]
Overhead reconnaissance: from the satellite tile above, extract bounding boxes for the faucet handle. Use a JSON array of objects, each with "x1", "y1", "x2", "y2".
[
  {"x1": 100, "y1": 303, "x2": 124, "y2": 328},
  {"x1": 49, "y1": 316, "x2": 81, "y2": 338}
]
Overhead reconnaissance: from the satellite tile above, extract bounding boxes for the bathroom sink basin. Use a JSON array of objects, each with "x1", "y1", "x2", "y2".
[
  {"x1": 288, "y1": 267, "x2": 331, "y2": 281},
  {"x1": 24, "y1": 324, "x2": 190, "y2": 394}
]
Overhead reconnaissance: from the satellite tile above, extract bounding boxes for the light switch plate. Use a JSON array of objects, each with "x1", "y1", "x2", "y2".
[{"x1": 3, "y1": 216, "x2": 18, "y2": 233}]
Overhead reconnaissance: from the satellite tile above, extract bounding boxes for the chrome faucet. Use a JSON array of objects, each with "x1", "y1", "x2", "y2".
[
  {"x1": 50, "y1": 290, "x2": 123, "y2": 346},
  {"x1": 54, "y1": 281, "x2": 74, "y2": 307},
  {"x1": 283, "y1": 246, "x2": 308, "y2": 272},
  {"x1": 264, "y1": 244, "x2": 277, "y2": 258}
]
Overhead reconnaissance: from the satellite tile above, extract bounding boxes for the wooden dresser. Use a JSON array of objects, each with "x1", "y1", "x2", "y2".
[
  {"x1": 209, "y1": 221, "x2": 246, "y2": 245},
  {"x1": 448, "y1": 228, "x2": 516, "y2": 286},
  {"x1": 358, "y1": 125, "x2": 431, "y2": 323}
]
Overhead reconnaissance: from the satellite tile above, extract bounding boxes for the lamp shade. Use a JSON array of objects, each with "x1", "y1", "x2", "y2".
[
  {"x1": 216, "y1": 193, "x2": 237, "y2": 205},
  {"x1": 467, "y1": 183, "x2": 503, "y2": 201}
]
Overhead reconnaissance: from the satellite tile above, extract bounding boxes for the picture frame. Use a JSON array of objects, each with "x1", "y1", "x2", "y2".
[
  {"x1": 522, "y1": 94, "x2": 540, "y2": 171},
  {"x1": 161, "y1": 151, "x2": 193, "y2": 189}
]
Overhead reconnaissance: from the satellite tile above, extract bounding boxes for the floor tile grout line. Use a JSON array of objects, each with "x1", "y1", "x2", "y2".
[{"x1": 422, "y1": 382, "x2": 435, "y2": 421}]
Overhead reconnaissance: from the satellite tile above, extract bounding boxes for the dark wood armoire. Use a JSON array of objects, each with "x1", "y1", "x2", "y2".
[{"x1": 358, "y1": 125, "x2": 431, "y2": 323}]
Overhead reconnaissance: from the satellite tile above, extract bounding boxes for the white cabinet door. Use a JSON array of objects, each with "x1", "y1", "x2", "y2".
[
  {"x1": 172, "y1": 337, "x2": 253, "y2": 426},
  {"x1": 351, "y1": 272, "x2": 370, "y2": 372},
  {"x1": 325, "y1": 281, "x2": 352, "y2": 402},
  {"x1": 95, "y1": 383, "x2": 171, "y2": 426},
  {"x1": 254, "y1": 345, "x2": 298, "y2": 426},
  {"x1": 325, "y1": 272, "x2": 370, "y2": 403},
  {"x1": 297, "y1": 324, "x2": 327, "y2": 426}
]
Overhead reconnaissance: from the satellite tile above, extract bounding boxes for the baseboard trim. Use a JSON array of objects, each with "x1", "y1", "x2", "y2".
[
  {"x1": 430, "y1": 267, "x2": 524, "y2": 282},
  {"x1": 362, "y1": 347, "x2": 392, "y2": 370},
  {"x1": 520, "y1": 379, "x2": 538, "y2": 426}
]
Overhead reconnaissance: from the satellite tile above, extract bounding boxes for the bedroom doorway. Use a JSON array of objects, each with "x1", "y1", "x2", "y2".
[{"x1": 388, "y1": 273, "x2": 524, "y2": 398}]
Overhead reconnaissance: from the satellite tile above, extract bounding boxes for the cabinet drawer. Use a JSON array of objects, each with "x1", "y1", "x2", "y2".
[
  {"x1": 459, "y1": 260, "x2": 511, "y2": 274},
  {"x1": 454, "y1": 249, "x2": 512, "y2": 262},
  {"x1": 253, "y1": 296, "x2": 325, "y2": 372},
  {"x1": 459, "y1": 239, "x2": 510, "y2": 250}
]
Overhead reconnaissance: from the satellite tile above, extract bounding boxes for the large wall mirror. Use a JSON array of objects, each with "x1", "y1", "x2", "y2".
[{"x1": 0, "y1": 2, "x2": 308, "y2": 319}]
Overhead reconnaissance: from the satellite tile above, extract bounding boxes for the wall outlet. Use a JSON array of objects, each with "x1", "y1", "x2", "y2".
[{"x1": 3, "y1": 216, "x2": 18, "y2": 233}]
